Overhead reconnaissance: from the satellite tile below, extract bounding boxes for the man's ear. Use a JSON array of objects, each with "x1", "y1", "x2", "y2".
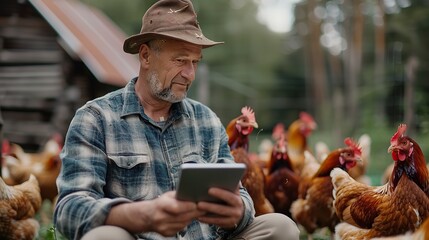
[{"x1": 139, "y1": 44, "x2": 150, "y2": 66}]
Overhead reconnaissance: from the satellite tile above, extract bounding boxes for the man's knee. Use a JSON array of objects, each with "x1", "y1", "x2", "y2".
[
  {"x1": 255, "y1": 213, "x2": 300, "y2": 240},
  {"x1": 81, "y1": 226, "x2": 135, "y2": 240}
]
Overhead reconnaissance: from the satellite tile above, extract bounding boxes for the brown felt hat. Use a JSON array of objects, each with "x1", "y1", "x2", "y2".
[{"x1": 123, "y1": 0, "x2": 223, "y2": 54}]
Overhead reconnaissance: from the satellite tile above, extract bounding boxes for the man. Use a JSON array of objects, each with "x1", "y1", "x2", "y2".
[{"x1": 54, "y1": 0, "x2": 300, "y2": 239}]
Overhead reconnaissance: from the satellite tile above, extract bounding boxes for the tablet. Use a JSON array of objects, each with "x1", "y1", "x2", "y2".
[{"x1": 176, "y1": 163, "x2": 246, "y2": 203}]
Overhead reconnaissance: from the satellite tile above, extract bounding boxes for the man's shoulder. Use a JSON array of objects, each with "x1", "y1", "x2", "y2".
[
  {"x1": 78, "y1": 88, "x2": 126, "y2": 114},
  {"x1": 182, "y1": 98, "x2": 216, "y2": 116},
  {"x1": 89, "y1": 87, "x2": 125, "y2": 104}
]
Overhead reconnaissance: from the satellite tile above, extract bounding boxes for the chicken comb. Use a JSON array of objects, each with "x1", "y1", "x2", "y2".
[
  {"x1": 390, "y1": 123, "x2": 407, "y2": 145},
  {"x1": 299, "y1": 112, "x2": 314, "y2": 123},
  {"x1": 241, "y1": 106, "x2": 255, "y2": 123},
  {"x1": 2, "y1": 139, "x2": 10, "y2": 154},
  {"x1": 344, "y1": 137, "x2": 362, "y2": 157}
]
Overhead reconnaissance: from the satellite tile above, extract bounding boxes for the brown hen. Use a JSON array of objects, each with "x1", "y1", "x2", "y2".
[
  {"x1": 2, "y1": 134, "x2": 62, "y2": 202},
  {"x1": 226, "y1": 106, "x2": 274, "y2": 216},
  {"x1": 0, "y1": 174, "x2": 42, "y2": 240},
  {"x1": 332, "y1": 124, "x2": 429, "y2": 239},
  {"x1": 265, "y1": 133, "x2": 300, "y2": 218},
  {"x1": 286, "y1": 112, "x2": 317, "y2": 175},
  {"x1": 290, "y1": 137, "x2": 361, "y2": 238}
]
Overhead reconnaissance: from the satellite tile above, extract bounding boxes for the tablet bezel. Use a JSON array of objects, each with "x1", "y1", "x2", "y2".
[{"x1": 176, "y1": 163, "x2": 246, "y2": 203}]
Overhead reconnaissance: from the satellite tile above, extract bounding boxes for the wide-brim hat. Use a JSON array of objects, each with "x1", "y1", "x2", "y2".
[{"x1": 123, "y1": 0, "x2": 223, "y2": 54}]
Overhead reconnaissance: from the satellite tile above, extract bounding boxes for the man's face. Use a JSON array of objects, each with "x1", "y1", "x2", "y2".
[{"x1": 147, "y1": 39, "x2": 202, "y2": 103}]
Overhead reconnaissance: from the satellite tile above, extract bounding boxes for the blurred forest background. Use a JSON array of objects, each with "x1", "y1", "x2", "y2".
[{"x1": 80, "y1": 0, "x2": 429, "y2": 183}]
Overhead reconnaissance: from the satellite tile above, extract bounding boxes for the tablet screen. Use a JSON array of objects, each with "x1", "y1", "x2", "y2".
[{"x1": 176, "y1": 163, "x2": 246, "y2": 203}]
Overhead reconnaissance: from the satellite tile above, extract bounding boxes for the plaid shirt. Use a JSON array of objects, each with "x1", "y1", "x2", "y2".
[{"x1": 54, "y1": 78, "x2": 255, "y2": 240}]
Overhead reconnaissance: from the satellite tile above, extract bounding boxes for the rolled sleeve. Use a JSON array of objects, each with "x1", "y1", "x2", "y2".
[{"x1": 54, "y1": 194, "x2": 132, "y2": 239}]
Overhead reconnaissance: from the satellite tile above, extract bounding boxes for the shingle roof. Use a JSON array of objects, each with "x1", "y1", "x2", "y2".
[{"x1": 28, "y1": 0, "x2": 139, "y2": 86}]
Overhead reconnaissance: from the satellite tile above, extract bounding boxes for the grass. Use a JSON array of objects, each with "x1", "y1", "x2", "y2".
[{"x1": 36, "y1": 200, "x2": 66, "y2": 240}]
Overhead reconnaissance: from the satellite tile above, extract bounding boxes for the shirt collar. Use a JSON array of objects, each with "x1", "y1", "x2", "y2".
[
  {"x1": 120, "y1": 77, "x2": 141, "y2": 118},
  {"x1": 120, "y1": 78, "x2": 191, "y2": 120}
]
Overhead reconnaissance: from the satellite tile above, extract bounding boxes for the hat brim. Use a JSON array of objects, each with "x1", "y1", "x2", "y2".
[{"x1": 123, "y1": 31, "x2": 224, "y2": 54}]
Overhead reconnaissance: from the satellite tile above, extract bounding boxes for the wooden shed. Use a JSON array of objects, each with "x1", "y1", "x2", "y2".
[{"x1": 0, "y1": 0, "x2": 139, "y2": 150}]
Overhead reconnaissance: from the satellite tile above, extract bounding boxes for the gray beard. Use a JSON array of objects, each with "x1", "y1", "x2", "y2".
[{"x1": 148, "y1": 72, "x2": 187, "y2": 103}]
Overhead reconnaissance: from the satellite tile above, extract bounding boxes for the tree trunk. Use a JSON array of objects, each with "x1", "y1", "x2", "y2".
[
  {"x1": 306, "y1": 0, "x2": 327, "y2": 128},
  {"x1": 404, "y1": 56, "x2": 419, "y2": 135},
  {"x1": 374, "y1": 0, "x2": 386, "y2": 123},
  {"x1": 344, "y1": 0, "x2": 364, "y2": 134}
]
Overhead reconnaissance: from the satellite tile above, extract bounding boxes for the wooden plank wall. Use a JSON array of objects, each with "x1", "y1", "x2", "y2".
[{"x1": 0, "y1": 0, "x2": 67, "y2": 150}]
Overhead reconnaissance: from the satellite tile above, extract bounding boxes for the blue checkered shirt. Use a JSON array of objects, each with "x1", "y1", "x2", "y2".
[{"x1": 53, "y1": 78, "x2": 255, "y2": 240}]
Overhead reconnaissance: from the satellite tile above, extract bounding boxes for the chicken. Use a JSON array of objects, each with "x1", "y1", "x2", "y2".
[
  {"x1": 0, "y1": 174, "x2": 42, "y2": 240},
  {"x1": 227, "y1": 106, "x2": 258, "y2": 152},
  {"x1": 331, "y1": 124, "x2": 429, "y2": 239},
  {"x1": 2, "y1": 134, "x2": 62, "y2": 202},
  {"x1": 265, "y1": 134, "x2": 300, "y2": 217},
  {"x1": 226, "y1": 106, "x2": 274, "y2": 216},
  {"x1": 290, "y1": 137, "x2": 362, "y2": 238},
  {"x1": 319, "y1": 134, "x2": 371, "y2": 182},
  {"x1": 286, "y1": 112, "x2": 318, "y2": 175}
]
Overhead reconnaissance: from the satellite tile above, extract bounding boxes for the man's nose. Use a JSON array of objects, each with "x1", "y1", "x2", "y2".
[{"x1": 181, "y1": 62, "x2": 196, "y2": 80}]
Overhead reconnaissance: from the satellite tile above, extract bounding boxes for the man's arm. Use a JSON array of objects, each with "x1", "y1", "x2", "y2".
[{"x1": 105, "y1": 191, "x2": 205, "y2": 237}]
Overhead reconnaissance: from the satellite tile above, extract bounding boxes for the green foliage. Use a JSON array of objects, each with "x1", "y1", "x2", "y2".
[
  {"x1": 77, "y1": 0, "x2": 429, "y2": 141},
  {"x1": 80, "y1": 0, "x2": 153, "y2": 35},
  {"x1": 37, "y1": 226, "x2": 62, "y2": 240},
  {"x1": 35, "y1": 200, "x2": 67, "y2": 240}
]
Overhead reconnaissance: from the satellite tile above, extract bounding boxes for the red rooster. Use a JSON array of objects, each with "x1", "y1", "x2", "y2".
[
  {"x1": 332, "y1": 124, "x2": 429, "y2": 239},
  {"x1": 226, "y1": 106, "x2": 274, "y2": 216},
  {"x1": 290, "y1": 137, "x2": 361, "y2": 238},
  {"x1": 265, "y1": 133, "x2": 300, "y2": 217}
]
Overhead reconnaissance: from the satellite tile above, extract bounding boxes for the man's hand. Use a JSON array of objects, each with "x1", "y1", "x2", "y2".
[
  {"x1": 106, "y1": 191, "x2": 206, "y2": 237},
  {"x1": 196, "y1": 187, "x2": 244, "y2": 229}
]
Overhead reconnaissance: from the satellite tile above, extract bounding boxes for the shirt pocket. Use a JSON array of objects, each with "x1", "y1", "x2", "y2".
[{"x1": 106, "y1": 154, "x2": 155, "y2": 200}]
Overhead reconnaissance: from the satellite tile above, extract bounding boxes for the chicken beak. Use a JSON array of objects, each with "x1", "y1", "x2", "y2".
[
  {"x1": 387, "y1": 145, "x2": 397, "y2": 153},
  {"x1": 251, "y1": 121, "x2": 259, "y2": 129}
]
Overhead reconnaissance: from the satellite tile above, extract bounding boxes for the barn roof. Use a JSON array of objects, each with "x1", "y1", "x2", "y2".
[{"x1": 28, "y1": 0, "x2": 139, "y2": 87}]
